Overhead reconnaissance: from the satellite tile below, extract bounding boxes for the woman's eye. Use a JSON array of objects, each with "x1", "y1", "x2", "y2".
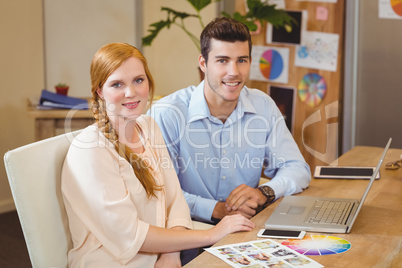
[
  {"x1": 112, "y1": 82, "x2": 122, "y2": 88},
  {"x1": 135, "y1": 78, "x2": 144, "y2": 84}
]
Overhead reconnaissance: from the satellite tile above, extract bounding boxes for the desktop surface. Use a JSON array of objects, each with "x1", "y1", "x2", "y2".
[{"x1": 184, "y1": 146, "x2": 402, "y2": 268}]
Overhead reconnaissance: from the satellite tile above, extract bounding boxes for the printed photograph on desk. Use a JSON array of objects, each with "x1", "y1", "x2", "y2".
[{"x1": 205, "y1": 239, "x2": 323, "y2": 268}]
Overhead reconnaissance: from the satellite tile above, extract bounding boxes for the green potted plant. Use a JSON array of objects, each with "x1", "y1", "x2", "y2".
[
  {"x1": 142, "y1": 0, "x2": 296, "y2": 52},
  {"x1": 55, "y1": 83, "x2": 69, "y2": 96}
]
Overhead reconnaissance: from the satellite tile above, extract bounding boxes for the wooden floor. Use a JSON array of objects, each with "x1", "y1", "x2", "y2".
[{"x1": 0, "y1": 211, "x2": 31, "y2": 267}]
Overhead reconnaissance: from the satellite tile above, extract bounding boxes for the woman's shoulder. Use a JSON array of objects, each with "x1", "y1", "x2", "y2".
[
  {"x1": 136, "y1": 114, "x2": 158, "y2": 133},
  {"x1": 136, "y1": 115, "x2": 165, "y2": 147},
  {"x1": 68, "y1": 124, "x2": 112, "y2": 151}
]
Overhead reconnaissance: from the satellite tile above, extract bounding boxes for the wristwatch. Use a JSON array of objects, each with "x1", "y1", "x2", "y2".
[{"x1": 258, "y1": 185, "x2": 275, "y2": 206}]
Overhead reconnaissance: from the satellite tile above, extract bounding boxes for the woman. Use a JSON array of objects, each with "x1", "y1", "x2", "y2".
[{"x1": 61, "y1": 42, "x2": 255, "y2": 267}]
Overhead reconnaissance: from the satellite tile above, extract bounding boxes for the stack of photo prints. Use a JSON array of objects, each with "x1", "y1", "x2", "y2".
[{"x1": 205, "y1": 239, "x2": 323, "y2": 268}]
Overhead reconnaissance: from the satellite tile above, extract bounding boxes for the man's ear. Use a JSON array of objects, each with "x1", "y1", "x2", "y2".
[
  {"x1": 96, "y1": 87, "x2": 103, "y2": 99},
  {"x1": 198, "y1": 54, "x2": 206, "y2": 73}
]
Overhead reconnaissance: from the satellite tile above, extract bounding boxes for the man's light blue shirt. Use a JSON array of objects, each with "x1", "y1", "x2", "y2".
[{"x1": 148, "y1": 81, "x2": 311, "y2": 223}]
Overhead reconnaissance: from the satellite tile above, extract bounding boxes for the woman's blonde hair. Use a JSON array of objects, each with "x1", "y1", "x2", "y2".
[{"x1": 90, "y1": 42, "x2": 160, "y2": 198}]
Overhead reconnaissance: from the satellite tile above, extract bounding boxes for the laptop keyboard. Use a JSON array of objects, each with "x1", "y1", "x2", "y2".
[{"x1": 305, "y1": 200, "x2": 352, "y2": 224}]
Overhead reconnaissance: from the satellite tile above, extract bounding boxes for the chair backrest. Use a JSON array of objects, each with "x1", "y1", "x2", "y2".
[{"x1": 4, "y1": 130, "x2": 81, "y2": 268}]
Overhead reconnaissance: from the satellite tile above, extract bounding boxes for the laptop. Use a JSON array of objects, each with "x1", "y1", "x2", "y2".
[{"x1": 265, "y1": 138, "x2": 392, "y2": 234}]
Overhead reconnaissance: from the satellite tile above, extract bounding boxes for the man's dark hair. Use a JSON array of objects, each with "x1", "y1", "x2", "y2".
[{"x1": 200, "y1": 17, "x2": 252, "y2": 63}]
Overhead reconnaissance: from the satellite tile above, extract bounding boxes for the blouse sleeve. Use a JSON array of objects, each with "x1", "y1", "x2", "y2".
[
  {"x1": 62, "y1": 130, "x2": 148, "y2": 264},
  {"x1": 146, "y1": 116, "x2": 193, "y2": 229}
]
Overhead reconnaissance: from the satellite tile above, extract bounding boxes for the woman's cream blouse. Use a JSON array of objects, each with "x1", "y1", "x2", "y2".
[{"x1": 61, "y1": 115, "x2": 192, "y2": 267}]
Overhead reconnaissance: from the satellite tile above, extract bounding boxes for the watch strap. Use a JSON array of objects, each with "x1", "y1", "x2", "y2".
[{"x1": 258, "y1": 185, "x2": 275, "y2": 206}]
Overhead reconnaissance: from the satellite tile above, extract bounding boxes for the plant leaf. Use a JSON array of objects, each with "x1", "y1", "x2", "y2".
[
  {"x1": 224, "y1": 0, "x2": 297, "y2": 30},
  {"x1": 142, "y1": 20, "x2": 173, "y2": 46},
  {"x1": 245, "y1": 0, "x2": 296, "y2": 27},
  {"x1": 161, "y1": 7, "x2": 195, "y2": 21},
  {"x1": 230, "y1": 12, "x2": 258, "y2": 32},
  {"x1": 187, "y1": 0, "x2": 212, "y2": 11},
  {"x1": 142, "y1": 7, "x2": 198, "y2": 46}
]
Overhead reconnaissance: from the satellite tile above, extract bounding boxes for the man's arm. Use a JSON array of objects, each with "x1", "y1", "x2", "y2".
[{"x1": 225, "y1": 155, "x2": 310, "y2": 213}]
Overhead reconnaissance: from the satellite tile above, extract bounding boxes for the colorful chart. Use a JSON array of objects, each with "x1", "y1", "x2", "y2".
[
  {"x1": 391, "y1": 0, "x2": 402, "y2": 16},
  {"x1": 298, "y1": 73, "x2": 327, "y2": 107},
  {"x1": 282, "y1": 235, "x2": 351, "y2": 256},
  {"x1": 259, "y1": 49, "x2": 284, "y2": 80}
]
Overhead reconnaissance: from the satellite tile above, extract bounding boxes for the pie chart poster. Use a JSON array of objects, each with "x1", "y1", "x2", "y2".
[{"x1": 250, "y1": 46, "x2": 290, "y2": 84}]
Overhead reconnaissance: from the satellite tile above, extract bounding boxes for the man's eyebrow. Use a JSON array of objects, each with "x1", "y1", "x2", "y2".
[
  {"x1": 214, "y1": 55, "x2": 250, "y2": 59},
  {"x1": 215, "y1": 55, "x2": 230, "y2": 59}
]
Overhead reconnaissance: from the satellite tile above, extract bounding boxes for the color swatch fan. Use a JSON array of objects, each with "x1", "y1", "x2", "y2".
[{"x1": 282, "y1": 235, "x2": 351, "y2": 256}]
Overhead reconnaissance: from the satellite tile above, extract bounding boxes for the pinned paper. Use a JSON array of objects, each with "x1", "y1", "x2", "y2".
[
  {"x1": 250, "y1": 46, "x2": 290, "y2": 84},
  {"x1": 379, "y1": 0, "x2": 402, "y2": 19},
  {"x1": 294, "y1": 31, "x2": 339, "y2": 72},
  {"x1": 297, "y1": 0, "x2": 336, "y2": 2},
  {"x1": 316, "y1": 6, "x2": 329, "y2": 20},
  {"x1": 250, "y1": 20, "x2": 262, "y2": 35},
  {"x1": 266, "y1": 10, "x2": 307, "y2": 45},
  {"x1": 267, "y1": 0, "x2": 286, "y2": 9}
]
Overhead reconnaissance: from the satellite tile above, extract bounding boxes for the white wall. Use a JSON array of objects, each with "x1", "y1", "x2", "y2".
[
  {"x1": 44, "y1": 0, "x2": 138, "y2": 97},
  {"x1": 142, "y1": 0, "x2": 219, "y2": 96},
  {"x1": 43, "y1": 0, "x2": 220, "y2": 98},
  {"x1": 0, "y1": 0, "x2": 44, "y2": 212}
]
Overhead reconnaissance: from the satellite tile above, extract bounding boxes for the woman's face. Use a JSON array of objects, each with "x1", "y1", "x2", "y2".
[{"x1": 97, "y1": 56, "x2": 149, "y2": 123}]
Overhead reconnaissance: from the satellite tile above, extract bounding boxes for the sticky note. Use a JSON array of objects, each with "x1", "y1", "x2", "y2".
[{"x1": 316, "y1": 6, "x2": 329, "y2": 21}]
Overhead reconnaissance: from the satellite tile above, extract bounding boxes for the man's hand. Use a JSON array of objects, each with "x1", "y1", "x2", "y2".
[
  {"x1": 212, "y1": 199, "x2": 261, "y2": 220},
  {"x1": 212, "y1": 202, "x2": 238, "y2": 220},
  {"x1": 234, "y1": 199, "x2": 259, "y2": 219},
  {"x1": 225, "y1": 184, "x2": 268, "y2": 212}
]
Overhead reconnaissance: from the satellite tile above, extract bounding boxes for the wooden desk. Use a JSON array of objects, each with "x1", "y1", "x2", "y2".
[
  {"x1": 185, "y1": 146, "x2": 402, "y2": 268},
  {"x1": 27, "y1": 99, "x2": 93, "y2": 141}
]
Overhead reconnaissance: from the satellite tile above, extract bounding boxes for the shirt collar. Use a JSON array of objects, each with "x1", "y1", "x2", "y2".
[
  {"x1": 239, "y1": 88, "x2": 257, "y2": 114},
  {"x1": 187, "y1": 81, "x2": 257, "y2": 123},
  {"x1": 187, "y1": 81, "x2": 210, "y2": 123}
]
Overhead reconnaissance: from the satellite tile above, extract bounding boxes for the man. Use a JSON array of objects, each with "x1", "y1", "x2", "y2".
[{"x1": 148, "y1": 17, "x2": 311, "y2": 224}]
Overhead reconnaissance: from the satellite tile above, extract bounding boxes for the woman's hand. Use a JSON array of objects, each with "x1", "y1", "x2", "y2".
[
  {"x1": 209, "y1": 214, "x2": 256, "y2": 243},
  {"x1": 155, "y1": 252, "x2": 181, "y2": 268}
]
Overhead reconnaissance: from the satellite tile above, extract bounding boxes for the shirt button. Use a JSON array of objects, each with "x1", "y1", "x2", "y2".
[
  {"x1": 219, "y1": 198, "x2": 223, "y2": 201},
  {"x1": 222, "y1": 176, "x2": 226, "y2": 180},
  {"x1": 223, "y1": 150, "x2": 227, "y2": 154}
]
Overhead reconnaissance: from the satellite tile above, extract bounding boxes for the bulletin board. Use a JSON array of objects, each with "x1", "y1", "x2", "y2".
[{"x1": 235, "y1": 0, "x2": 345, "y2": 170}]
